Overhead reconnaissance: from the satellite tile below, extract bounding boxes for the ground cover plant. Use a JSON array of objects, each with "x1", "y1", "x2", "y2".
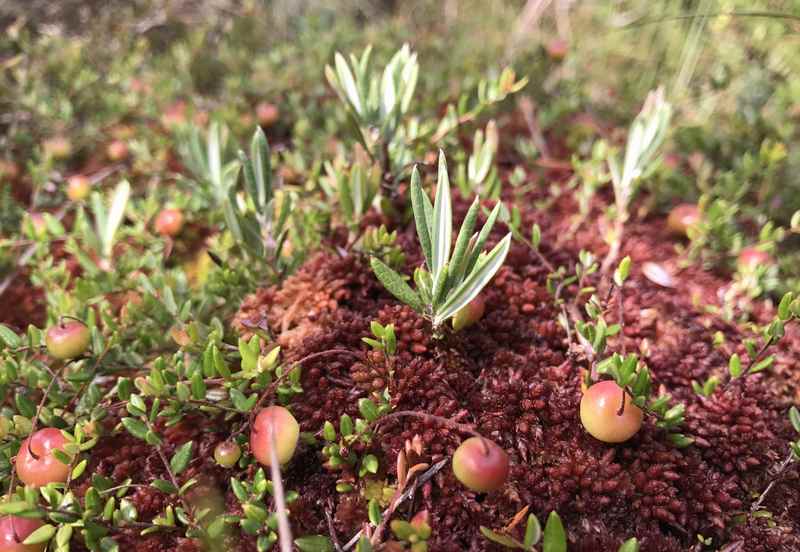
[{"x1": 2, "y1": 1, "x2": 800, "y2": 551}]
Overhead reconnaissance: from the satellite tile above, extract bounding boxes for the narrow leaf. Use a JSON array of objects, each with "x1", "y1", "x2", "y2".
[
  {"x1": 431, "y1": 150, "x2": 452, "y2": 281},
  {"x1": 334, "y1": 53, "x2": 362, "y2": 115},
  {"x1": 370, "y1": 257, "x2": 424, "y2": 312},
  {"x1": 435, "y1": 233, "x2": 511, "y2": 324},
  {"x1": 250, "y1": 127, "x2": 272, "y2": 210},
  {"x1": 449, "y1": 197, "x2": 480, "y2": 286},
  {"x1": 102, "y1": 180, "x2": 130, "y2": 258},
  {"x1": 410, "y1": 166, "x2": 433, "y2": 269}
]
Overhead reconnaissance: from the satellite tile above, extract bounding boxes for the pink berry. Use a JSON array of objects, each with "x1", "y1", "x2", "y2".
[
  {"x1": 256, "y1": 102, "x2": 280, "y2": 127},
  {"x1": 580, "y1": 380, "x2": 643, "y2": 443},
  {"x1": 667, "y1": 203, "x2": 701, "y2": 237},
  {"x1": 15, "y1": 428, "x2": 70, "y2": 487},
  {"x1": 737, "y1": 247, "x2": 772, "y2": 271},
  {"x1": 452, "y1": 295, "x2": 486, "y2": 331},
  {"x1": 45, "y1": 321, "x2": 90, "y2": 360},
  {"x1": 546, "y1": 38, "x2": 569, "y2": 60},
  {"x1": 452, "y1": 437, "x2": 509, "y2": 492},
  {"x1": 106, "y1": 140, "x2": 129, "y2": 161},
  {"x1": 154, "y1": 209, "x2": 184, "y2": 237},
  {"x1": 0, "y1": 516, "x2": 46, "y2": 552},
  {"x1": 250, "y1": 406, "x2": 299, "y2": 467}
]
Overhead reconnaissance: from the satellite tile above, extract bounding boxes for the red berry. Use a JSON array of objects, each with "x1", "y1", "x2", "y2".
[
  {"x1": 15, "y1": 428, "x2": 70, "y2": 487},
  {"x1": 737, "y1": 246, "x2": 772, "y2": 271},
  {"x1": 154, "y1": 209, "x2": 184, "y2": 237},
  {"x1": 666, "y1": 203, "x2": 701, "y2": 237},
  {"x1": 66, "y1": 175, "x2": 90, "y2": 201},
  {"x1": 256, "y1": 102, "x2": 280, "y2": 127},
  {"x1": 106, "y1": 140, "x2": 129, "y2": 161},
  {"x1": 250, "y1": 406, "x2": 299, "y2": 467},
  {"x1": 214, "y1": 441, "x2": 242, "y2": 468},
  {"x1": 580, "y1": 380, "x2": 643, "y2": 443},
  {"x1": 452, "y1": 295, "x2": 486, "y2": 331},
  {"x1": 452, "y1": 437, "x2": 509, "y2": 492},
  {"x1": 0, "y1": 516, "x2": 46, "y2": 552},
  {"x1": 45, "y1": 321, "x2": 90, "y2": 360}
]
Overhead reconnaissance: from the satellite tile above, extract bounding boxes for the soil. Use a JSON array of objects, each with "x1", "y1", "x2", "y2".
[{"x1": 11, "y1": 124, "x2": 800, "y2": 552}]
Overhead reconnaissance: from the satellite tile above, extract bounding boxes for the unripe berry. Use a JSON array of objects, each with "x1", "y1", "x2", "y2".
[
  {"x1": 0, "y1": 516, "x2": 46, "y2": 552},
  {"x1": 452, "y1": 437, "x2": 509, "y2": 492},
  {"x1": 666, "y1": 203, "x2": 701, "y2": 237},
  {"x1": 25, "y1": 213, "x2": 46, "y2": 238},
  {"x1": 250, "y1": 406, "x2": 299, "y2": 467},
  {"x1": 580, "y1": 380, "x2": 643, "y2": 443},
  {"x1": 66, "y1": 175, "x2": 90, "y2": 201},
  {"x1": 737, "y1": 247, "x2": 772, "y2": 271},
  {"x1": 214, "y1": 441, "x2": 241, "y2": 468},
  {"x1": 256, "y1": 102, "x2": 280, "y2": 127},
  {"x1": 154, "y1": 209, "x2": 184, "y2": 237},
  {"x1": 15, "y1": 428, "x2": 70, "y2": 487},
  {"x1": 45, "y1": 321, "x2": 90, "y2": 360},
  {"x1": 106, "y1": 140, "x2": 129, "y2": 161},
  {"x1": 452, "y1": 295, "x2": 486, "y2": 331},
  {"x1": 42, "y1": 136, "x2": 71, "y2": 160}
]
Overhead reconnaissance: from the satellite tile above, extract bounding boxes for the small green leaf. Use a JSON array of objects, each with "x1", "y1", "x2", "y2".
[
  {"x1": 170, "y1": 441, "x2": 194, "y2": 476},
  {"x1": 294, "y1": 535, "x2": 334, "y2": 552},
  {"x1": 524, "y1": 513, "x2": 542, "y2": 548},
  {"x1": 778, "y1": 292, "x2": 793, "y2": 321},
  {"x1": 0, "y1": 501, "x2": 39, "y2": 515},
  {"x1": 614, "y1": 256, "x2": 631, "y2": 286},
  {"x1": 22, "y1": 523, "x2": 56, "y2": 545},
  {"x1": 728, "y1": 353, "x2": 742, "y2": 378},
  {"x1": 749, "y1": 355, "x2": 774, "y2": 374},
  {"x1": 340, "y1": 414, "x2": 354, "y2": 437},
  {"x1": 480, "y1": 526, "x2": 523, "y2": 548},
  {"x1": 542, "y1": 511, "x2": 566, "y2": 552},
  {"x1": 618, "y1": 538, "x2": 640, "y2": 552},
  {"x1": 0, "y1": 324, "x2": 21, "y2": 348},
  {"x1": 531, "y1": 223, "x2": 541, "y2": 249},
  {"x1": 667, "y1": 433, "x2": 694, "y2": 448},
  {"x1": 789, "y1": 406, "x2": 800, "y2": 434},
  {"x1": 231, "y1": 478, "x2": 248, "y2": 502},
  {"x1": 152, "y1": 479, "x2": 179, "y2": 494},
  {"x1": 121, "y1": 418, "x2": 148, "y2": 440},
  {"x1": 356, "y1": 536, "x2": 374, "y2": 552},
  {"x1": 361, "y1": 454, "x2": 379, "y2": 474},
  {"x1": 368, "y1": 499, "x2": 381, "y2": 526},
  {"x1": 358, "y1": 398, "x2": 380, "y2": 422},
  {"x1": 322, "y1": 421, "x2": 337, "y2": 442}
]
